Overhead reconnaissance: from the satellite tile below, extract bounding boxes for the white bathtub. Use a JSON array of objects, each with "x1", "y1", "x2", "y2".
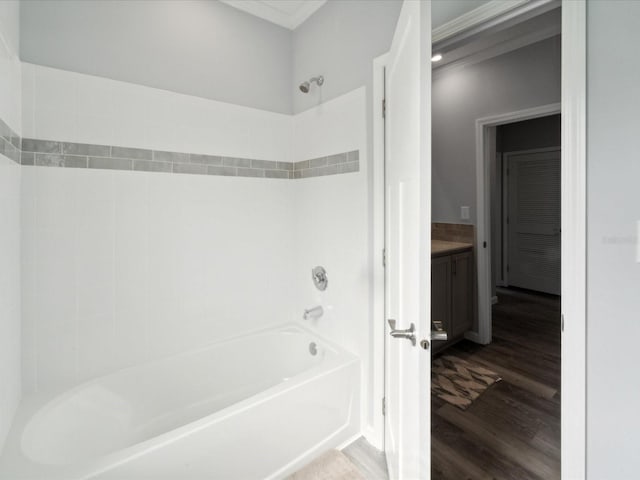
[{"x1": 0, "y1": 324, "x2": 360, "y2": 479}]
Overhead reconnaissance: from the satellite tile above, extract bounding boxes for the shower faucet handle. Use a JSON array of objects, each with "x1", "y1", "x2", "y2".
[{"x1": 303, "y1": 305, "x2": 324, "y2": 320}]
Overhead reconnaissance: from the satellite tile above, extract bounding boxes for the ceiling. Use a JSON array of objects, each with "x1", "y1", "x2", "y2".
[{"x1": 220, "y1": 0, "x2": 327, "y2": 30}]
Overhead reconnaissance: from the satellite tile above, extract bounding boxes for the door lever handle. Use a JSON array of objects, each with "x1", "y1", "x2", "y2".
[
  {"x1": 388, "y1": 319, "x2": 416, "y2": 346},
  {"x1": 431, "y1": 320, "x2": 448, "y2": 341}
]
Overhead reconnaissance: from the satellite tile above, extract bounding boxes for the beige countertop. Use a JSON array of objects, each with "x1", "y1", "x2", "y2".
[{"x1": 432, "y1": 239, "x2": 473, "y2": 257}]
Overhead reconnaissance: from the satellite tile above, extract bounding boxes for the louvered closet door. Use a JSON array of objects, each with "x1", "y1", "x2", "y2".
[{"x1": 507, "y1": 149, "x2": 561, "y2": 295}]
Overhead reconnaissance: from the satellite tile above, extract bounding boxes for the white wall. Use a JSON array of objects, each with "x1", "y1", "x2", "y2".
[
  {"x1": 291, "y1": 87, "x2": 370, "y2": 432},
  {"x1": 20, "y1": 0, "x2": 293, "y2": 114},
  {"x1": 587, "y1": 1, "x2": 640, "y2": 477},
  {"x1": 0, "y1": 0, "x2": 21, "y2": 453},
  {"x1": 432, "y1": 36, "x2": 561, "y2": 224},
  {"x1": 20, "y1": 65, "x2": 296, "y2": 393}
]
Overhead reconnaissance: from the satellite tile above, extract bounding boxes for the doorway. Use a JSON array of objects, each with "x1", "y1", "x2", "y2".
[
  {"x1": 371, "y1": 1, "x2": 586, "y2": 477},
  {"x1": 430, "y1": 3, "x2": 566, "y2": 479}
]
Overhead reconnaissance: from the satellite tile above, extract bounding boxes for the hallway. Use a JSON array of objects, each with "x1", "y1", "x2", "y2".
[{"x1": 432, "y1": 288, "x2": 561, "y2": 480}]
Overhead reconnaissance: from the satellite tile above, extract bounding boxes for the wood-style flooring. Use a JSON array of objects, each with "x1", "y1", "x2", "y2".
[
  {"x1": 432, "y1": 287, "x2": 561, "y2": 480},
  {"x1": 343, "y1": 437, "x2": 389, "y2": 479}
]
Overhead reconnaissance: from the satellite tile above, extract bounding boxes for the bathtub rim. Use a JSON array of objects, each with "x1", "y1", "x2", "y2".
[{"x1": 0, "y1": 322, "x2": 360, "y2": 480}]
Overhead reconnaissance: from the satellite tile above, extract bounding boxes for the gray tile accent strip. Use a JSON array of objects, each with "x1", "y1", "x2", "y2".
[
  {"x1": 189, "y1": 154, "x2": 222, "y2": 166},
  {"x1": 22, "y1": 138, "x2": 61, "y2": 154},
  {"x1": 62, "y1": 142, "x2": 110, "y2": 157},
  {"x1": 265, "y1": 169, "x2": 290, "y2": 179},
  {"x1": 134, "y1": 160, "x2": 172, "y2": 173},
  {"x1": 20, "y1": 152, "x2": 35, "y2": 166},
  {"x1": 89, "y1": 156, "x2": 133, "y2": 170},
  {"x1": 237, "y1": 167, "x2": 265, "y2": 178},
  {"x1": 309, "y1": 156, "x2": 327, "y2": 168},
  {"x1": 251, "y1": 159, "x2": 278, "y2": 170},
  {"x1": 36, "y1": 154, "x2": 88, "y2": 168},
  {"x1": 154, "y1": 150, "x2": 189, "y2": 163},
  {"x1": 111, "y1": 146, "x2": 152, "y2": 160},
  {"x1": 173, "y1": 163, "x2": 207, "y2": 175},
  {"x1": 207, "y1": 165, "x2": 237, "y2": 176},
  {"x1": 223, "y1": 157, "x2": 251, "y2": 168},
  {"x1": 0, "y1": 118, "x2": 20, "y2": 165},
  {"x1": 1, "y1": 114, "x2": 359, "y2": 179}
]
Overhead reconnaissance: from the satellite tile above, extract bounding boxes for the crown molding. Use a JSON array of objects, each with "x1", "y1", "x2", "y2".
[
  {"x1": 433, "y1": 0, "x2": 530, "y2": 44},
  {"x1": 433, "y1": 24, "x2": 560, "y2": 78},
  {"x1": 220, "y1": 0, "x2": 326, "y2": 30}
]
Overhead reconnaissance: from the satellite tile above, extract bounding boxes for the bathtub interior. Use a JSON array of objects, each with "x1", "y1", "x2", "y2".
[
  {"x1": 0, "y1": 324, "x2": 360, "y2": 479},
  {"x1": 22, "y1": 326, "x2": 329, "y2": 466}
]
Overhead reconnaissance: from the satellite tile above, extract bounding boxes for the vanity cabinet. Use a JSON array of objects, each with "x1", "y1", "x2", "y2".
[{"x1": 431, "y1": 247, "x2": 473, "y2": 353}]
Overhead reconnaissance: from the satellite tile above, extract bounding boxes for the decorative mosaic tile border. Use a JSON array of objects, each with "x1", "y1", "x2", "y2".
[{"x1": 19, "y1": 138, "x2": 359, "y2": 180}]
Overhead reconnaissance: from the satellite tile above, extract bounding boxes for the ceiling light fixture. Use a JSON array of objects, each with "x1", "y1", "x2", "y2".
[{"x1": 431, "y1": 53, "x2": 443, "y2": 62}]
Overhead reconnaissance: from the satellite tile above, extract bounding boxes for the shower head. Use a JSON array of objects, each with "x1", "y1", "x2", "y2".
[{"x1": 299, "y1": 75, "x2": 324, "y2": 93}]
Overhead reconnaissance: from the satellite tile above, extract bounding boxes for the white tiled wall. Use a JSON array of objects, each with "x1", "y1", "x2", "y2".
[
  {"x1": 21, "y1": 63, "x2": 293, "y2": 161},
  {"x1": 0, "y1": 0, "x2": 21, "y2": 452},
  {"x1": 0, "y1": 157, "x2": 20, "y2": 452},
  {"x1": 20, "y1": 67, "x2": 372, "y2": 438},
  {"x1": 20, "y1": 65, "x2": 299, "y2": 393},
  {"x1": 290, "y1": 87, "x2": 371, "y2": 433},
  {"x1": 22, "y1": 167, "x2": 295, "y2": 392}
]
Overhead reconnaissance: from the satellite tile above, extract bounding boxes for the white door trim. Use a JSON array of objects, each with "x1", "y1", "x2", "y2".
[
  {"x1": 475, "y1": 1, "x2": 587, "y2": 476},
  {"x1": 366, "y1": 52, "x2": 388, "y2": 451},
  {"x1": 560, "y1": 1, "x2": 587, "y2": 477},
  {"x1": 475, "y1": 103, "x2": 561, "y2": 346}
]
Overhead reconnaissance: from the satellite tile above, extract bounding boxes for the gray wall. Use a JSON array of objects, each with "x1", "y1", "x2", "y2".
[
  {"x1": 587, "y1": 1, "x2": 640, "y2": 477},
  {"x1": 432, "y1": 35, "x2": 561, "y2": 224},
  {"x1": 292, "y1": 0, "x2": 401, "y2": 114},
  {"x1": 20, "y1": 0, "x2": 293, "y2": 114}
]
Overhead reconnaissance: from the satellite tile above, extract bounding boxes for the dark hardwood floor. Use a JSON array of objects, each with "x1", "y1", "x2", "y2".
[{"x1": 432, "y1": 287, "x2": 561, "y2": 480}]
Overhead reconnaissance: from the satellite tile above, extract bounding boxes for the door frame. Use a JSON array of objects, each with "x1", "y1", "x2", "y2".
[
  {"x1": 368, "y1": 51, "x2": 388, "y2": 450},
  {"x1": 475, "y1": 2, "x2": 586, "y2": 477},
  {"x1": 476, "y1": 104, "x2": 561, "y2": 347},
  {"x1": 501, "y1": 146, "x2": 561, "y2": 289},
  {"x1": 372, "y1": 1, "x2": 586, "y2": 478}
]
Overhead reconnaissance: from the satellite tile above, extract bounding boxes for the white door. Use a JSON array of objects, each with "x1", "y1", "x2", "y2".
[
  {"x1": 384, "y1": 1, "x2": 431, "y2": 478},
  {"x1": 507, "y1": 149, "x2": 561, "y2": 295}
]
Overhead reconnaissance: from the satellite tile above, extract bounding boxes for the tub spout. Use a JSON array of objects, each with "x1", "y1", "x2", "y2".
[{"x1": 303, "y1": 305, "x2": 323, "y2": 320}]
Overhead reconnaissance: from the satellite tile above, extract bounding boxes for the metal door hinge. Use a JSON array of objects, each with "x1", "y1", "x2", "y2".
[
  {"x1": 561, "y1": 314, "x2": 564, "y2": 332},
  {"x1": 382, "y1": 98, "x2": 386, "y2": 118},
  {"x1": 483, "y1": 241, "x2": 487, "y2": 248},
  {"x1": 382, "y1": 248, "x2": 386, "y2": 268},
  {"x1": 382, "y1": 397, "x2": 386, "y2": 416}
]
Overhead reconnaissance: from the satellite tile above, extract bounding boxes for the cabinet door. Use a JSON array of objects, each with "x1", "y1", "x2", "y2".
[
  {"x1": 431, "y1": 255, "x2": 451, "y2": 350},
  {"x1": 451, "y1": 251, "x2": 473, "y2": 338}
]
